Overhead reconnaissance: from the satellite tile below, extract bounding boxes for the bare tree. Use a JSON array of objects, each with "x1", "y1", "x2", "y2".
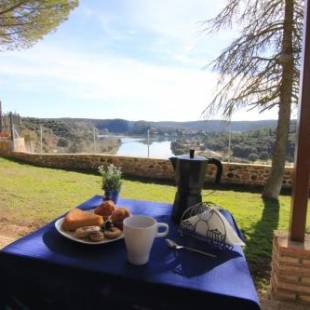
[{"x1": 204, "y1": 0, "x2": 303, "y2": 199}]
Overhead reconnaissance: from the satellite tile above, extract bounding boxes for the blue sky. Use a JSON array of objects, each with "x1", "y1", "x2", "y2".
[{"x1": 0, "y1": 0, "x2": 282, "y2": 121}]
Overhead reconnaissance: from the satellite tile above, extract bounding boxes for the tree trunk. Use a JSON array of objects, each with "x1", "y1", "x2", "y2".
[{"x1": 262, "y1": 0, "x2": 294, "y2": 200}]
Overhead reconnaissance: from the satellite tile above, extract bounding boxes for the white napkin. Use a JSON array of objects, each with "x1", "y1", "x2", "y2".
[{"x1": 180, "y1": 208, "x2": 245, "y2": 247}]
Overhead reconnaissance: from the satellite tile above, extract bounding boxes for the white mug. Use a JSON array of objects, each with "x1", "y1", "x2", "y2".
[{"x1": 123, "y1": 215, "x2": 169, "y2": 265}]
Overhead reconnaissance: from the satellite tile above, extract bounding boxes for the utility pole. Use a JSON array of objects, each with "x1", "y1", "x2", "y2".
[
  {"x1": 0, "y1": 100, "x2": 3, "y2": 132},
  {"x1": 227, "y1": 122, "x2": 232, "y2": 162},
  {"x1": 147, "y1": 128, "x2": 150, "y2": 158},
  {"x1": 9, "y1": 112, "x2": 15, "y2": 151},
  {"x1": 93, "y1": 127, "x2": 97, "y2": 153},
  {"x1": 40, "y1": 125, "x2": 43, "y2": 154}
]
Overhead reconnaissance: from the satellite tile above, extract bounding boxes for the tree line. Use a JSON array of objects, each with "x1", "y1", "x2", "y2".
[{"x1": 202, "y1": 127, "x2": 296, "y2": 163}]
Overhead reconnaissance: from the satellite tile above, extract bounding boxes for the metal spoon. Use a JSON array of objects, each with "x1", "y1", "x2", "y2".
[{"x1": 165, "y1": 238, "x2": 216, "y2": 258}]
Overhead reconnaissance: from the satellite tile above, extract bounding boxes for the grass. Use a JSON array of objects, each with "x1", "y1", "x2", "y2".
[{"x1": 0, "y1": 156, "x2": 309, "y2": 291}]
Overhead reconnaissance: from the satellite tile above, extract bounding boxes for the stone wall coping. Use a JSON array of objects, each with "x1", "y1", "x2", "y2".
[
  {"x1": 15, "y1": 151, "x2": 169, "y2": 161},
  {"x1": 274, "y1": 230, "x2": 310, "y2": 256},
  {"x1": 11, "y1": 151, "x2": 294, "y2": 169}
]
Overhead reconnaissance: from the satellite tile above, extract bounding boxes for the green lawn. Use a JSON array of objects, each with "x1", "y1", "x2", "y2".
[{"x1": 0, "y1": 156, "x2": 309, "y2": 291}]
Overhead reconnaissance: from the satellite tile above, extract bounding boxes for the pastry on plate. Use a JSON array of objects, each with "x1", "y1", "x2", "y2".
[
  {"x1": 74, "y1": 226, "x2": 100, "y2": 238},
  {"x1": 62, "y1": 208, "x2": 103, "y2": 231},
  {"x1": 104, "y1": 227, "x2": 122, "y2": 239},
  {"x1": 94, "y1": 200, "x2": 116, "y2": 220},
  {"x1": 89, "y1": 231, "x2": 105, "y2": 242}
]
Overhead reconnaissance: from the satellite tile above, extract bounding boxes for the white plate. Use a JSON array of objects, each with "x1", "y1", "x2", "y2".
[{"x1": 54, "y1": 217, "x2": 124, "y2": 245}]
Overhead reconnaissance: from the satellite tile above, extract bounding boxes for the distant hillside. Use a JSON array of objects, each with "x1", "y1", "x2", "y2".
[
  {"x1": 151, "y1": 120, "x2": 281, "y2": 132},
  {"x1": 1, "y1": 115, "x2": 121, "y2": 153},
  {"x1": 5, "y1": 116, "x2": 297, "y2": 138},
  {"x1": 36, "y1": 118, "x2": 290, "y2": 134}
]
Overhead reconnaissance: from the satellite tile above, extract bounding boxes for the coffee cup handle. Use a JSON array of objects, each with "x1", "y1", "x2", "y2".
[{"x1": 156, "y1": 223, "x2": 169, "y2": 238}]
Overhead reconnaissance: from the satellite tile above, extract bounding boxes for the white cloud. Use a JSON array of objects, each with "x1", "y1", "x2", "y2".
[
  {"x1": 124, "y1": 0, "x2": 224, "y2": 39},
  {"x1": 0, "y1": 45, "x2": 220, "y2": 121},
  {"x1": 84, "y1": 0, "x2": 236, "y2": 66}
]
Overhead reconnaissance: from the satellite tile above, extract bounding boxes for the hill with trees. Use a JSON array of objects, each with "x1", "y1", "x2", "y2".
[
  {"x1": 27, "y1": 117, "x2": 286, "y2": 134},
  {"x1": 1, "y1": 114, "x2": 120, "y2": 153}
]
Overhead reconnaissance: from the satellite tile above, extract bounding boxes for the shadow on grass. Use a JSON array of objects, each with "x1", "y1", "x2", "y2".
[{"x1": 244, "y1": 198, "x2": 280, "y2": 290}]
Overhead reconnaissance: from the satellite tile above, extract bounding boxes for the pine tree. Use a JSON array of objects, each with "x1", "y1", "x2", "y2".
[
  {"x1": 204, "y1": 0, "x2": 303, "y2": 199},
  {"x1": 0, "y1": 0, "x2": 78, "y2": 50}
]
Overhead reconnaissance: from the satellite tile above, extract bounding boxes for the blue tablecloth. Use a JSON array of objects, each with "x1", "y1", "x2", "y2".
[{"x1": 0, "y1": 196, "x2": 260, "y2": 309}]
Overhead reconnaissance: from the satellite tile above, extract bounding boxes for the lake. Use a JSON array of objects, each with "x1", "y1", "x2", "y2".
[{"x1": 116, "y1": 137, "x2": 174, "y2": 159}]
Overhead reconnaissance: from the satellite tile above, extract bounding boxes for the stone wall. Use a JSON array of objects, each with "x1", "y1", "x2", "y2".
[{"x1": 1, "y1": 151, "x2": 296, "y2": 189}]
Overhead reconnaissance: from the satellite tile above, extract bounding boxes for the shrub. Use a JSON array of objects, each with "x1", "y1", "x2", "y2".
[{"x1": 248, "y1": 153, "x2": 258, "y2": 162}]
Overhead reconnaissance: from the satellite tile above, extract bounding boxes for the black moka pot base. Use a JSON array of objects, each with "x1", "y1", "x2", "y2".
[{"x1": 172, "y1": 191, "x2": 202, "y2": 224}]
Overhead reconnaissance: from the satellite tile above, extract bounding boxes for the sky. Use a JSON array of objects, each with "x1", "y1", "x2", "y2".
[{"x1": 0, "y1": 0, "x2": 284, "y2": 122}]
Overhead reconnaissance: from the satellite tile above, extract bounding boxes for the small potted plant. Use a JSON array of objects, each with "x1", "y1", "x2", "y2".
[{"x1": 98, "y1": 164, "x2": 122, "y2": 203}]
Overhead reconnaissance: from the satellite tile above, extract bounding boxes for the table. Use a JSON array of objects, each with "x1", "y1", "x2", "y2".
[{"x1": 0, "y1": 196, "x2": 260, "y2": 309}]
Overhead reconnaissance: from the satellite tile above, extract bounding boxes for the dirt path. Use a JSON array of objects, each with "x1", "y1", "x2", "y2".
[
  {"x1": 260, "y1": 295, "x2": 310, "y2": 310},
  {"x1": 0, "y1": 216, "x2": 38, "y2": 249},
  {"x1": 0, "y1": 234, "x2": 15, "y2": 248}
]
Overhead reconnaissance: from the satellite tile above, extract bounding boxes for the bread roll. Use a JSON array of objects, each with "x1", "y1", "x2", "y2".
[
  {"x1": 111, "y1": 207, "x2": 130, "y2": 222},
  {"x1": 94, "y1": 200, "x2": 116, "y2": 219}
]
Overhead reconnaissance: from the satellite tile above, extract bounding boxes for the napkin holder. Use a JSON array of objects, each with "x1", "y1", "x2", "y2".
[{"x1": 178, "y1": 202, "x2": 233, "y2": 250}]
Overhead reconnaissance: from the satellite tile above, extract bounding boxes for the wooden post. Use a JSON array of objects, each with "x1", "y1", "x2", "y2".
[{"x1": 289, "y1": 0, "x2": 310, "y2": 242}]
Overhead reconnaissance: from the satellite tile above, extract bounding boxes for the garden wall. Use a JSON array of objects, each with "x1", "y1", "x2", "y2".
[{"x1": 1, "y1": 151, "x2": 296, "y2": 189}]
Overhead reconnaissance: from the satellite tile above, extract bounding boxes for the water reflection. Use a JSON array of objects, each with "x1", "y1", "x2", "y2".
[{"x1": 116, "y1": 137, "x2": 174, "y2": 159}]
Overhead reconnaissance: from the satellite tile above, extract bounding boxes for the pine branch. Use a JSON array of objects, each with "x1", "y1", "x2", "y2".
[{"x1": 0, "y1": 0, "x2": 29, "y2": 16}]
